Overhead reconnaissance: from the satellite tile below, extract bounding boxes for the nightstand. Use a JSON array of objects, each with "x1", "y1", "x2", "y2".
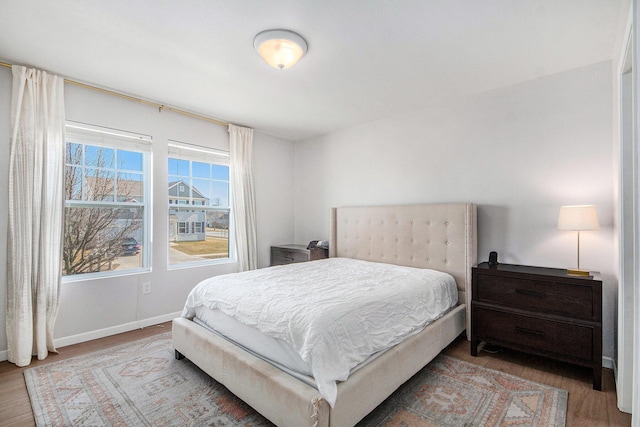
[
  {"x1": 470, "y1": 262, "x2": 602, "y2": 390},
  {"x1": 270, "y1": 244, "x2": 328, "y2": 266}
]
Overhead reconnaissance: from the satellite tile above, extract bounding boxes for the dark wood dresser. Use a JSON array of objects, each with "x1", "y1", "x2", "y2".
[
  {"x1": 270, "y1": 244, "x2": 328, "y2": 266},
  {"x1": 471, "y1": 262, "x2": 602, "y2": 390}
]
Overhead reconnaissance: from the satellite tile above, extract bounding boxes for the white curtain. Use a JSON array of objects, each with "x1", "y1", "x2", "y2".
[
  {"x1": 7, "y1": 66, "x2": 65, "y2": 367},
  {"x1": 228, "y1": 124, "x2": 257, "y2": 271}
]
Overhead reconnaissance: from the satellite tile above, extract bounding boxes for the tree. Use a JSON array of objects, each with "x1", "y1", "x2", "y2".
[{"x1": 62, "y1": 144, "x2": 143, "y2": 275}]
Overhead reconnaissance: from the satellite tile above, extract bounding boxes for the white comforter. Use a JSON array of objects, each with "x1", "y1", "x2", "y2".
[{"x1": 181, "y1": 257, "x2": 458, "y2": 407}]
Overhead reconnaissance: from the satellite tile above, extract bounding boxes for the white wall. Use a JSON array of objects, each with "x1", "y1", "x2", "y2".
[
  {"x1": 0, "y1": 65, "x2": 295, "y2": 355},
  {"x1": 254, "y1": 132, "x2": 296, "y2": 266},
  {"x1": 294, "y1": 61, "x2": 617, "y2": 361},
  {"x1": 0, "y1": 59, "x2": 618, "y2": 366}
]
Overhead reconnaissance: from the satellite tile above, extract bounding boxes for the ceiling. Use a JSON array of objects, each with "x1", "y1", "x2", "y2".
[{"x1": 0, "y1": 0, "x2": 629, "y2": 142}]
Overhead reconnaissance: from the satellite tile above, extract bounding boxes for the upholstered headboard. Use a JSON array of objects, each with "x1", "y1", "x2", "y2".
[{"x1": 329, "y1": 203, "x2": 477, "y2": 334}]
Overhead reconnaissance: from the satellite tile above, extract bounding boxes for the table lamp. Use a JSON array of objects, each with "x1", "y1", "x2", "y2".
[{"x1": 557, "y1": 205, "x2": 599, "y2": 276}]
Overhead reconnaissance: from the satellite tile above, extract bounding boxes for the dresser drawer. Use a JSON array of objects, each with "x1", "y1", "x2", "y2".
[
  {"x1": 474, "y1": 306, "x2": 594, "y2": 362},
  {"x1": 270, "y1": 248, "x2": 308, "y2": 265},
  {"x1": 475, "y1": 273, "x2": 595, "y2": 320},
  {"x1": 309, "y1": 248, "x2": 328, "y2": 261}
]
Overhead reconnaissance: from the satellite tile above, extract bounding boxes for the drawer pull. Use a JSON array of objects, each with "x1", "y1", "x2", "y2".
[
  {"x1": 515, "y1": 289, "x2": 546, "y2": 298},
  {"x1": 515, "y1": 326, "x2": 545, "y2": 337}
]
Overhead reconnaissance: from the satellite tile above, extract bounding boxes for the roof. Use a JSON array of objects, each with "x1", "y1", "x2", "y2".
[{"x1": 168, "y1": 180, "x2": 207, "y2": 200}]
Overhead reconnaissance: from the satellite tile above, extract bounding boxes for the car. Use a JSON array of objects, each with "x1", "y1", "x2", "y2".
[{"x1": 121, "y1": 238, "x2": 141, "y2": 255}]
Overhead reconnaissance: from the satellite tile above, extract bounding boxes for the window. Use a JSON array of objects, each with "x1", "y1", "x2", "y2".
[
  {"x1": 63, "y1": 122, "x2": 151, "y2": 279},
  {"x1": 193, "y1": 222, "x2": 204, "y2": 233},
  {"x1": 168, "y1": 141, "x2": 231, "y2": 267},
  {"x1": 177, "y1": 222, "x2": 188, "y2": 234}
]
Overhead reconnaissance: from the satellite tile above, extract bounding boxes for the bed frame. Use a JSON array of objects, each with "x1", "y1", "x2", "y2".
[{"x1": 172, "y1": 203, "x2": 477, "y2": 426}]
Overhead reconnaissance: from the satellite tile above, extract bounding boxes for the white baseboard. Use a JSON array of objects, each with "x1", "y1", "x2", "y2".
[
  {"x1": 0, "y1": 312, "x2": 180, "y2": 362},
  {"x1": 603, "y1": 355, "x2": 614, "y2": 370},
  {"x1": 611, "y1": 356, "x2": 618, "y2": 378},
  {"x1": 610, "y1": 356, "x2": 633, "y2": 414},
  {"x1": 54, "y1": 311, "x2": 181, "y2": 349}
]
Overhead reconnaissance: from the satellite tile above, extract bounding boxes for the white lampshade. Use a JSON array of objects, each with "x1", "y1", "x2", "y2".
[
  {"x1": 558, "y1": 204, "x2": 599, "y2": 276},
  {"x1": 557, "y1": 205, "x2": 600, "y2": 231},
  {"x1": 254, "y1": 29, "x2": 308, "y2": 70}
]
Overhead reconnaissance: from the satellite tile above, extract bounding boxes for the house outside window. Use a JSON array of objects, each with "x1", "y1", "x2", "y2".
[
  {"x1": 168, "y1": 141, "x2": 232, "y2": 267},
  {"x1": 63, "y1": 122, "x2": 151, "y2": 279}
]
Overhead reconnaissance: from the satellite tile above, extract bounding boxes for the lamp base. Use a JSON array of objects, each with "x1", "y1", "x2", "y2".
[{"x1": 567, "y1": 268, "x2": 591, "y2": 277}]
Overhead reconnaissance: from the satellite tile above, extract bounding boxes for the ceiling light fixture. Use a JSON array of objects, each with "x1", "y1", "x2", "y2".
[{"x1": 253, "y1": 29, "x2": 308, "y2": 70}]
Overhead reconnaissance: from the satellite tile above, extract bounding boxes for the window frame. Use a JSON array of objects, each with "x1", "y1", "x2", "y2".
[
  {"x1": 167, "y1": 140, "x2": 234, "y2": 269},
  {"x1": 192, "y1": 221, "x2": 204, "y2": 234},
  {"x1": 177, "y1": 221, "x2": 188, "y2": 234},
  {"x1": 62, "y1": 121, "x2": 153, "y2": 282}
]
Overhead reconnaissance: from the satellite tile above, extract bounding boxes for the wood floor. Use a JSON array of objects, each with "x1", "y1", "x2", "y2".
[{"x1": 0, "y1": 322, "x2": 631, "y2": 427}]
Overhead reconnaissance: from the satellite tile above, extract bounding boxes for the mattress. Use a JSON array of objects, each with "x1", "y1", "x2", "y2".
[
  {"x1": 181, "y1": 257, "x2": 458, "y2": 406},
  {"x1": 192, "y1": 305, "x2": 396, "y2": 388},
  {"x1": 193, "y1": 306, "x2": 314, "y2": 381}
]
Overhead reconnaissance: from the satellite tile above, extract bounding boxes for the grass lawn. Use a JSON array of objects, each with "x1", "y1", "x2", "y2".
[{"x1": 172, "y1": 235, "x2": 228, "y2": 256}]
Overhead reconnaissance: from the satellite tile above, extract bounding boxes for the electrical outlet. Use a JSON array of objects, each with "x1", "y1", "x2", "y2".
[{"x1": 142, "y1": 281, "x2": 151, "y2": 294}]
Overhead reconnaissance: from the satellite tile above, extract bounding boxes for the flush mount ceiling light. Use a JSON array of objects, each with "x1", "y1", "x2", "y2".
[{"x1": 253, "y1": 29, "x2": 308, "y2": 70}]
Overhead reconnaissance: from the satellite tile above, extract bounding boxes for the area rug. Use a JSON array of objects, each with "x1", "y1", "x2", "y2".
[{"x1": 25, "y1": 332, "x2": 567, "y2": 426}]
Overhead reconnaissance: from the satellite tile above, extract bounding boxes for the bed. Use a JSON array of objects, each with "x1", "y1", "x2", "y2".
[{"x1": 172, "y1": 203, "x2": 477, "y2": 426}]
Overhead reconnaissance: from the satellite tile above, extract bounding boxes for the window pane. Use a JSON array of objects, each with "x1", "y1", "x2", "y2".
[
  {"x1": 117, "y1": 150, "x2": 143, "y2": 171},
  {"x1": 65, "y1": 166, "x2": 83, "y2": 200},
  {"x1": 192, "y1": 162, "x2": 210, "y2": 178},
  {"x1": 85, "y1": 145, "x2": 115, "y2": 168},
  {"x1": 168, "y1": 177, "x2": 191, "y2": 205},
  {"x1": 192, "y1": 179, "x2": 211, "y2": 204},
  {"x1": 63, "y1": 206, "x2": 144, "y2": 275},
  {"x1": 168, "y1": 176, "x2": 178, "y2": 204},
  {"x1": 66, "y1": 142, "x2": 82, "y2": 165},
  {"x1": 85, "y1": 169, "x2": 115, "y2": 201},
  {"x1": 168, "y1": 158, "x2": 189, "y2": 176},
  {"x1": 211, "y1": 181, "x2": 229, "y2": 207},
  {"x1": 212, "y1": 164, "x2": 228, "y2": 180},
  {"x1": 117, "y1": 172, "x2": 144, "y2": 202}
]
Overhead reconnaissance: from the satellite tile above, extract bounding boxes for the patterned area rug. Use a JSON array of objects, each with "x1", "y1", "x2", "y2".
[
  {"x1": 25, "y1": 332, "x2": 567, "y2": 426},
  {"x1": 358, "y1": 353, "x2": 567, "y2": 426}
]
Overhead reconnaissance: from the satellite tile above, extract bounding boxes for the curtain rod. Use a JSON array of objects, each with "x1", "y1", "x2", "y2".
[{"x1": 0, "y1": 61, "x2": 231, "y2": 127}]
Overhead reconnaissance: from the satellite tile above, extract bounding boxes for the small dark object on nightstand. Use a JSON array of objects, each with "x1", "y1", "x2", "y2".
[{"x1": 488, "y1": 251, "x2": 499, "y2": 266}]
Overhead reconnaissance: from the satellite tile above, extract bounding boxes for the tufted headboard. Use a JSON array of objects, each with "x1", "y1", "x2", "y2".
[{"x1": 329, "y1": 203, "x2": 477, "y2": 335}]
